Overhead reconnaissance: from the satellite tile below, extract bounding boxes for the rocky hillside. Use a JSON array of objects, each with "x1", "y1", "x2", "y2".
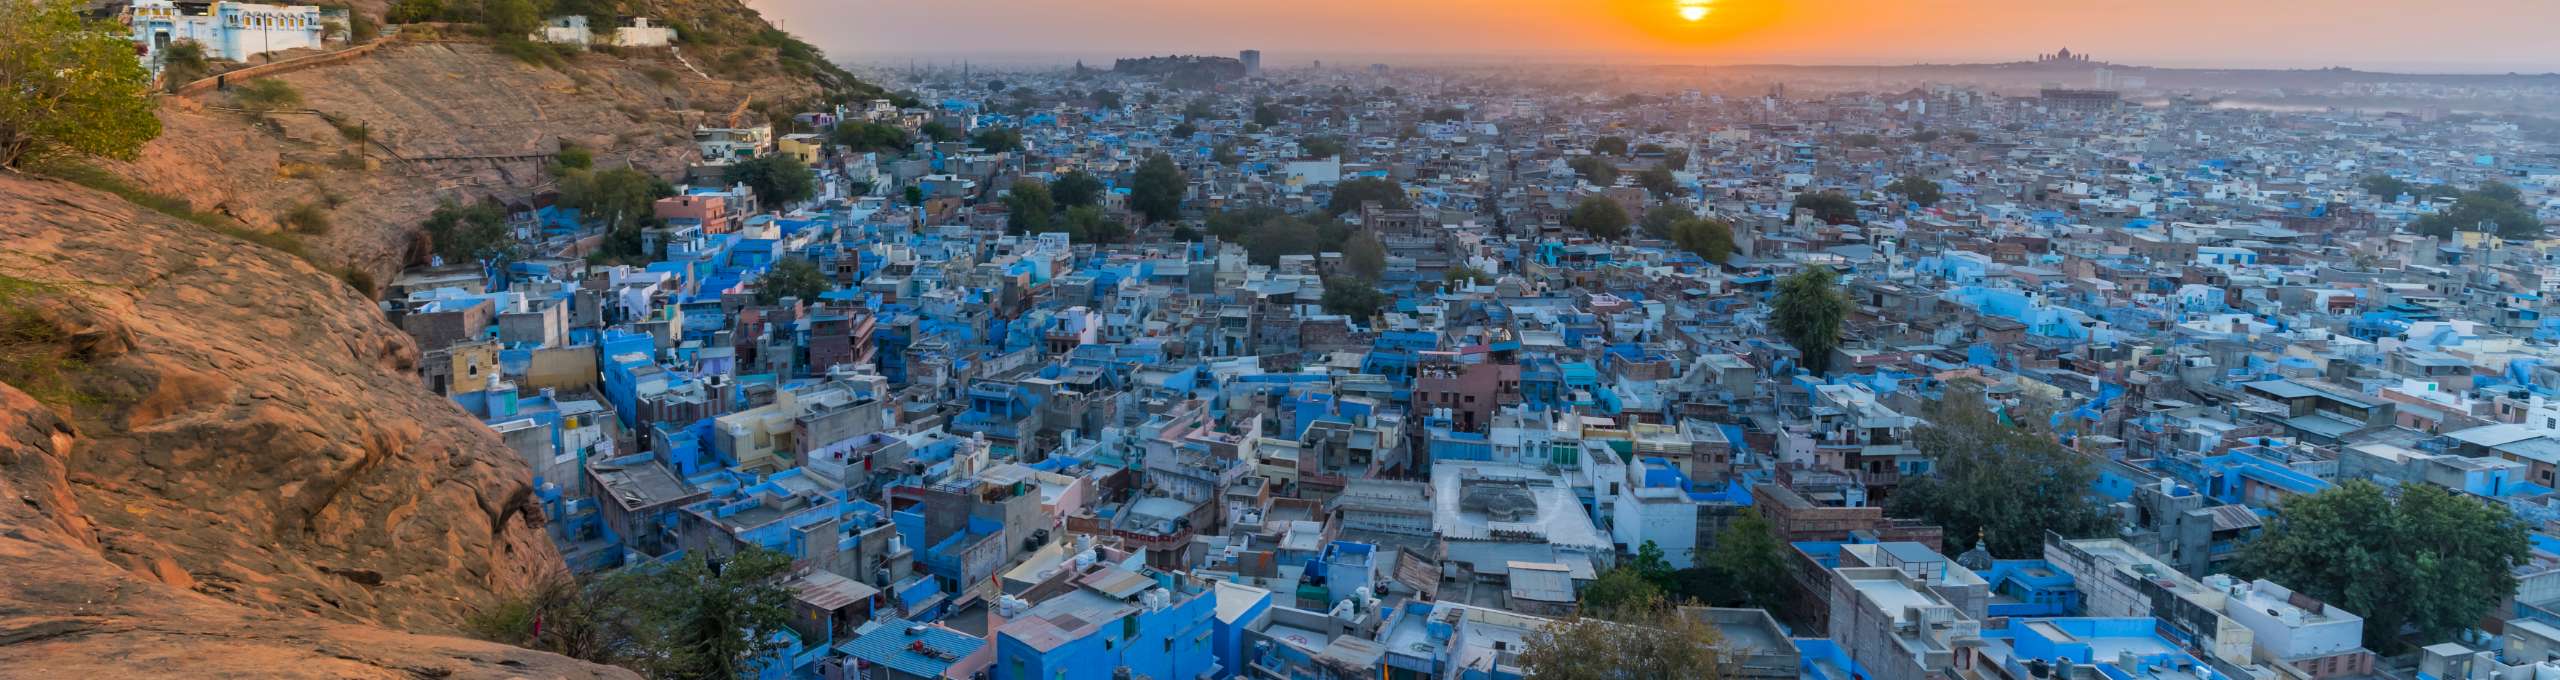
[
  {"x1": 0, "y1": 173, "x2": 632, "y2": 678},
  {"x1": 0, "y1": 0, "x2": 880, "y2": 674}
]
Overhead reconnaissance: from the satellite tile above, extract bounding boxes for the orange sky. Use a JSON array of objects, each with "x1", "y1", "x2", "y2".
[{"x1": 755, "y1": 0, "x2": 2560, "y2": 72}]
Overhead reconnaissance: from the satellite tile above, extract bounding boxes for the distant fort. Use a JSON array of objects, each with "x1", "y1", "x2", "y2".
[{"x1": 2037, "y1": 47, "x2": 2095, "y2": 64}]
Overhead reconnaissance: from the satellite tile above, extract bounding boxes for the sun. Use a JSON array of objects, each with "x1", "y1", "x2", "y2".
[{"x1": 1677, "y1": 0, "x2": 1714, "y2": 22}]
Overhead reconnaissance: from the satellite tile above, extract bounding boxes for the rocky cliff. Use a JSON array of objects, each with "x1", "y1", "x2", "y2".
[
  {"x1": 0, "y1": 173, "x2": 634, "y2": 678},
  {"x1": 0, "y1": 2, "x2": 873, "y2": 674}
]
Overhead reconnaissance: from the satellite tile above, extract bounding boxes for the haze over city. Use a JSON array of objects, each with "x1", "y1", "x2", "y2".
[{"x1": 763, "y1": 0, "x2": 2560, "y2": 72}]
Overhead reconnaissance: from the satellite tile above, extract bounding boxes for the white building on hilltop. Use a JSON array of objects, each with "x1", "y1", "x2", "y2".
[
  {"x1": 532, "y1": 15, "x2": 677, "y2": 48},
  {"x1": 127, "y1": 0, "x2": 327, "y2": 66}
]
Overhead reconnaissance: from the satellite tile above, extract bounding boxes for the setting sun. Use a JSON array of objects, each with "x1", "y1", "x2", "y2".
[{"x1": 1677, "y1": 0, "x2": 1713, "y2": 22}]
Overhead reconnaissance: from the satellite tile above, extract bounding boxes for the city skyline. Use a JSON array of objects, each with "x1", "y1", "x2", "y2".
[{"x1": 760, "y1": 0, "x2": 2560, "y2": 73}]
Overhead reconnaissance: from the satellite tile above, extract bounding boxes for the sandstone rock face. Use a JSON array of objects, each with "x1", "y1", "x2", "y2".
[
  {"x1": 116, "y1": 40, "x2": 779, "y2": 282},
  {"x1": 0, "y1": 174, "x2": 627, "y2": 677}
]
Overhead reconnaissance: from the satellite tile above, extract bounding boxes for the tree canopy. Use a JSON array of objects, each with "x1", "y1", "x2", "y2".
[
  {"x1": 1568, "y1": 156, "x2": 1618, "y2": 186},
  {"x1": 1884, "y1": 384, "x2": 2115, "y2": 558},
  {"x1": 1792, "y1": 191, "x2": 1861, "y2": 224},
  {"x1": 470, "y1": 548, "x2": 798, "y2": 678},
  {"x1": 1567, "y1": 196, "x2": 1631, "y2": 240},
  {"x1": 1299, "y1": 135, "x2": 1344, "y2": 159},
  {"x1": 1705, "y1": 508, "x2": 1790, "y2": 609},
  {"x1": 1050, "y1": 204, "x2": 1127, "y2": 244},
  {"x1": 918, "y1": 121, "x2": 957, "y2": 142},
  {"x1": 1320, "y1": 276, "x2": 1388, "y2": 320},
  {"x1": 724, "y1": 154, "x2": 816, "y2": 209},
  {"x1": 1641, "y1": 204, "x2": 1693, "y2": 239},
  {"x1": 968, "y1": 126, "x2": 1021, "y2": 153},
  {"x1": 1593, "y1": 135, "x2": 1630, "y2": 156},
  {"x1": 1004, "y1": 179, "x2": 1054, "y2": 234},
  {"x1": 1325, "y1": 177, "x2": 1410, "y2": 216},
  {"x1": 1770, "y1": 266, "x2": 1846, "y2": 375},
  {"x1": 1444, "y1": 264, "x2": 1492, "y2": 288},
  {"x1": 1519, "y1": 596, "x2": 1725, "y2": 680},
  {"x1": 830, "y1": 121, "x2": 909, "y2": 155},
  {"x1": 422, "y1": 201, "x2": 516, "y2": 267},
  {"x1": 1886, "y1": 176, "x2": 1944, "y2": 208},
  {"x1": 1341, "y1": 232, "x2": 1386, "y2": 281},
  {"x1": 0, "y1": 0, "x2": 160, "y2": 167},
  {"x1": 754, "y1": 257, "x2": 829, "y2": 305},
  {"x1": 1128, "y1": 153, "x2": 1185, "y2": 223},
  {"x1": 558, "y1": 167, "x2": 674, "y2": 260},
  {"x1": 2412, "y1": 182, "x2": 2541, "y2": 240},
  {"x1": 1667, "y1": 217, "x2": 1735, "y2": 265},
  {"x1": 2240, "y1": 481, "x2": 2530, "y2": 651},
  {"x1": 1050, "y1": 170, "x2": 1106, "y2": 208},
  {"x1": 1635, "y1": 166, "x2": 1682, "y2": 198}
]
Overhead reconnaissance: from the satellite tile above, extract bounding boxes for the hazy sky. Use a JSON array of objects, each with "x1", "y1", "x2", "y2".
[{"x1": 751, "y1": 0, "x2": 2560, "y2": 72}]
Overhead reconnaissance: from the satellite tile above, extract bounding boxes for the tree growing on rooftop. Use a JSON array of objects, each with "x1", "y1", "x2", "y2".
[
  {"x1": 1884, "y1": 383, "x2": 2114, "y2": 558},
  {"x1": 1566, "y1": 196, "x2": 1631, "y2": 240},
  {"x1": 1128, "y1": 153, "x2": 1184, "y2": 224},
  {"x1": 1522, "y1": 595, "x2": 1725, "y2": 680},
  {"x1": 2239, "y1": 481, "x2": 2529, "y2": 652},
  {"x1": 1324, "y1": 177, "x2": 1409, "y2": 216},
  {"x1": 1769, "y1": 266, "x2": 1845, "y2": 375}
]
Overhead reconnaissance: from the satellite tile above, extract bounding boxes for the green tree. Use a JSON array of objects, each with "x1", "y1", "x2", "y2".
[
  {"x1": 385, "y1": 0, "x2": 443, "y2": 23},
  {"x1": 1325, "y1": 177, "x2": 1410, "y2": 216},
  {"x1": 1300, "y1": 135, "x2": 1343, "y2": 159},
  {"x1": 1593, "y1": 135, "x2": 1630, "y2": 156},
  {"x1": 552, "y1": 142, "x2": 593, "y2": 173},
  {"x1": 1128, "y1": 153, "x2": 1184, "y2": 223},
  {"x1": 1705, "y1": 508, "x2": 1789, "y2": 609},
  {"x1": 725, "y1": 154, "x2": 817, "y2": 209},
  {"x1": 969, "y1": 126, "x2": 1021, "y2": 153},
  {"x1": 1886, "y1": 176, "x2": 1943, "y2": 207},
  {"x1": 830, "y1": 121, "x2": 909, "y2": 154},
  {"x1": 903, "y1": 185, "x2": 924, "y2": 207},
  {"x1": 918, "y1": 121, "x2": 957, "y2": 142},
  {"x1": 1668, "y1": 217, "x2": 1735, "y2": 264},
  {"x1": 558, "y1": 167, "x2": 673, "y2": 259},
  {"x1": 1004, "y1": 179, "x2": 1054, "y2": 234},
  {"x1": 1575, "y1": 567, "x2": 1664, "y2": 614},
  {"x1": 1169, "y1": 121, "x2": 1198, "y2": 138},
  {"x1": 1641, "y1": 204, "x2": 1692, "y2": 239},
  {"x1": 1792, "y1": 191, "x2": 1860, "y2": 224},
  {"x1": 1444, "y1": 264, "x2": 1492, "y2": 288},
  {"x1": 1051, "y1": 170, "x2": 1106, "y2": 208},
  {"x1": 157, "y1": 40, "x2": 211, "y2": 90},
  {"x1": 1320, "y1": 276, "x2": 1387, "y2": 320},
  {"x1": 1053, "y1": 204, "x2": 1125, "y2": 243},
  {"x1": 1844, "y1": 133, "x2": 1881, "y2": 148},
  {"x1": 1567, "y1": 196, "x2": 1631, "y2": 240},
  {"x1": 1630, "y1": 540, "x2": 1677, "y2": 592},
  {"x1": 1520, "y1": 596, "x2": 1725, "y2": 680},
  {"x1": 1770, "y1": 266, "x2": 1846, "y2": 375},
  {"x1": 2240, "y1": 481, "x2": 2530, "y2": 651},
  {"x1": 1341, "y1": 232, "x2": 1386, "y2": 281},
  {"x1": 1090, "y1": 90, "x2": 1121, "y2": 109},
  {"x1": 1884, "y1": 384, "x2": 2114, "y2": 558},
  {"x1": 1910, "y1": 130, "x2": 1942, "y2": 144},
  {"x1": 1635, "y1": 166, "x2": 1681, "y2": 197},
  {"x1": 477, "y1": 0, "x2": 539, "y2": 37},
  {"x1": 1211, "y1": 141, "x2": 1242, "y2": 165},
  {"x1": 1568, "y1": 156, "x2": 1618, "y2": 186},
  {"x1": 754, "y1": 256, "x2": 828, "y2": 305},
  {"x1": 2413, "y1": 182, "x2": 2541, "y2": 240},
  {"x1": 422, "y1": 201, "x2": 515, "y2": 266},
  {"x1": 1252, "y1": 103, "x2": 1282, "y2": 127},
  {"x1": 1661, "y1": 147, "x2": 1690, "y2": 171}
]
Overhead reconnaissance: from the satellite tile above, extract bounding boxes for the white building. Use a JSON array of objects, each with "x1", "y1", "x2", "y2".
[
  {"x1": 532, "y1": 15, "x2": 677, "y2": 48},
  {"x1": 128, "y1": 0, "x2": 326, "y2": 66}
]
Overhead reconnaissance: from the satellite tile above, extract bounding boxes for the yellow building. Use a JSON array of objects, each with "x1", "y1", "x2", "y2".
[{"x1": 777, "y1": 133, "x2": 824, "y2": 166}]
